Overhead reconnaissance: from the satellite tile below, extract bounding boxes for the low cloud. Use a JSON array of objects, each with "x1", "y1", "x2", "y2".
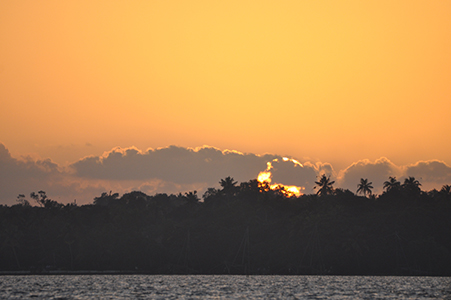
[
  {"x1": 0, "y1": 143, "x2": 283, "y2": 205},
  {"x1": 1, "y1": 142, "x2": 450, "y2": 205},
  {"x1": 337, "y1": 157, "x2": 402, "y2": 194},
  {"x1": 405, "y1": 160, "x2": 451, "y2": 190},
  {"x1": 70, "y1": 145, "x2": 275, "y2": 184},
  {"x1": 71, "y1": 146, "x2": 330, "y2": 194},
  {"x1": 337, "y1": 158, "x2": 451, "y2": 194},
  {"x1": 266, "y1": 159, "x2": 323, "y2": 192},
  {"x1": 0, "y1": 143, "x2": 110, "y2": 205},
  {"x1": 0, "y1": 143, "x2": 63, "y2": 204}
]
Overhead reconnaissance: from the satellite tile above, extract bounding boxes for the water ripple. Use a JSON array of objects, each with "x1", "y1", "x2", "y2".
[{"x1": 0, "y1": 275, "x2": 449, "y2": 299}]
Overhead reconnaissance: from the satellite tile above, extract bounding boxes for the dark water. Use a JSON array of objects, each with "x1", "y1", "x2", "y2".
[{"x1": 0, "y1": 275, "x2": 450, "y2": 299}]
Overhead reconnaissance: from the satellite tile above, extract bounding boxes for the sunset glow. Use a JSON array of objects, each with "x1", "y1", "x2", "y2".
[
  {"x1": 257, "y1": 171, "x2": 272, "y2": 184},
  {"x1": 1, "y1": 1, "x2": 450, "y2": 204},
  {"x1": 257, "y1": 159, "x2": 304, "y2": 197},
  {"x1": 257, "y1": 161, "x2": 275, "y2": 184},
  {"x1": 283, "y1": 185, "x2": 304, "y2": 196}
]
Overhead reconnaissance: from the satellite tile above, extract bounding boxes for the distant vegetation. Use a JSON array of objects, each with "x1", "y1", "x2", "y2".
[{"x1": 1, "y1": 176, "x2": 451, "y2": 276}]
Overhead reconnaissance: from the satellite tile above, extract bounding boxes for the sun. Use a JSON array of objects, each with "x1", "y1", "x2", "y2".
[{"x1": 256, "y1": 158, "x2": 304, "y2": 197}]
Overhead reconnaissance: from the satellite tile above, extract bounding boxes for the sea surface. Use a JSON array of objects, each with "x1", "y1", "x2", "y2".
[{"x1": 0, "y1": 275, "x2": 450, "y2": 299}]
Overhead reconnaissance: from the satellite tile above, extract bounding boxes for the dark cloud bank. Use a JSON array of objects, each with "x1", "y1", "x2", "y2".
[{"x1": 1, "y1": 143, "x2": 450, "y2": 205}]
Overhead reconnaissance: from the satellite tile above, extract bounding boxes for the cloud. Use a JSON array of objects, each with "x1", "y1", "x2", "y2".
[
  {"x1": 405, "y1": 160, "x2": 451, "y2": 189},
  {"x1": 0, "y1": 143, "x2": 284, "y2": 205},
  {"x1": 70, "y1": 145, "x2": 328, "y2": 194},
  {"x1": 266, "y1": 159, "x2": 321, "y2": 192},
  {"x1": 0, "y1": 143, "x2": 112, "y2": 206},
  {"x1": 1, "y1": 142, "x2": 450, "y2": 205},
  {"x1": 70, "y1": 145, "x2": 276, "y2": 185},
  {"x1": 0, "y1": 143, "x2": 62, "y2": 205},
  {"x1": 337, "y1": 157, "x2": 402, "y2": 194},
  {"x1": 337, "y1": 158, "x2": 451, "y2": 194}
]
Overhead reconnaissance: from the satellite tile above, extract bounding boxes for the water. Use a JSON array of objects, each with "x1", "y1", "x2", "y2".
[{"x1": 0, "y1": 275, "x2": 449, "y2": 299}]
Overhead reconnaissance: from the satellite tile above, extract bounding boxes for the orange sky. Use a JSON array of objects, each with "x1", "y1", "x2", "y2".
[{"x1": 1, "y1": 0, "x2": 450, "y2": 171}]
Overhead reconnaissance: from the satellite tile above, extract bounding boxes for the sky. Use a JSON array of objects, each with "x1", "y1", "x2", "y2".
[{"x1": 1, "y1": 1, "x2": 450, "y2": 205}]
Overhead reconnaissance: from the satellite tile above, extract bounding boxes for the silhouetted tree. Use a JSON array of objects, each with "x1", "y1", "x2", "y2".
[
  {"x1": 2, "y1": 177, "x2": 451, "y2": 276},
  {"x1": 402, "y1": 176, "x2": 422, "y2": 196},
  {"x1": 16, "y1": 194, "x2": 30, "y2": 206},
  {"x1": 440, "y1": 185, "x2": 451, "y2": 196},
  {"x1": 29, "y1": 191, "x2": 62, "y2": 209},
  {"x1": 433, "y1": 185, "x2": 451, "y2": 201},
  {"x1": 93, "y1": 191, "x2": 120, "y2": 206},
  {"x1": 357, "y1": 178, "x2": 373, "y2": 197},
  {"x1": 30, "y1": 191, "x2": 47, "y2": 207},
  {"x1": 184, "y1": 191, "x2": 199, "y2": 204},
  {"x1": 121, "y1": 191, "x2": 147, "y2": 209},
  {"x1": 219, "y1": 177, "x2": 238, "y2": 196},
  {"x1": 314, "y1": 174, "x2": 335, "y2": 196},
  {"x1": 202, "y1": 188, "x2": 219, "y2": 204},
  {"x1": 239, "y1": 179, "x2": 261, "y2": 194},
  {"x1": 334, "y1": 188, "x2": 355, "y2": 197},
  {"x1": 383, "y1": 176, "x2": 401, "y2": 193}
]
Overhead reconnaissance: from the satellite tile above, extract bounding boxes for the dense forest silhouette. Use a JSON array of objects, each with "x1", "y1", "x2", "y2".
[{"x1": 1, "y1": 176, "x2": 451, "y2": 276}]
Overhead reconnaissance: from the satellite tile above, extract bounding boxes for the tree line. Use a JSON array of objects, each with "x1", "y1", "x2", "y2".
[{"x1": 1, "y1": 176, "x2": 450, "y2": 275}]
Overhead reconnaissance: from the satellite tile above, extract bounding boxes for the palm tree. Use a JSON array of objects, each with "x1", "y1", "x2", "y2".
[
  {"x1": 220, "y1": 176, "x2": 238, "y2": 196},
  {"x1": 402, "y1": 176, "x2": 422, "y2": 194},
  {"x1": 440, "y1": 184, "x2": 451, "y2": 195},
  {"x1": 383, "y1": 176, "x2": 401, "y2": 193},
  {"x1": 357, "y1": 178, "x2": 373, "y2": 197},
  {"x1": 314, "y1": 174, "x2": 335, "y2": 196},
  {"x1": 440, "y1": 185, "x2": 451, "y2": 200}
]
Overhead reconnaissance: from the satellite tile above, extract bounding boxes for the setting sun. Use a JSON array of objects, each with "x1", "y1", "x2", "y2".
[{"x1": 257, "y1": 159, "x2": 304, "y2": 196}]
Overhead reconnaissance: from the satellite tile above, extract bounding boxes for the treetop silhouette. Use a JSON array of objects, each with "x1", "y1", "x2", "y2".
[
  {"x1": 314, "y1": 174, "x2": 335, "y2": 196},
  {"x1": 357, "y1": 178, "x2": 373, "y2": 197}
]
